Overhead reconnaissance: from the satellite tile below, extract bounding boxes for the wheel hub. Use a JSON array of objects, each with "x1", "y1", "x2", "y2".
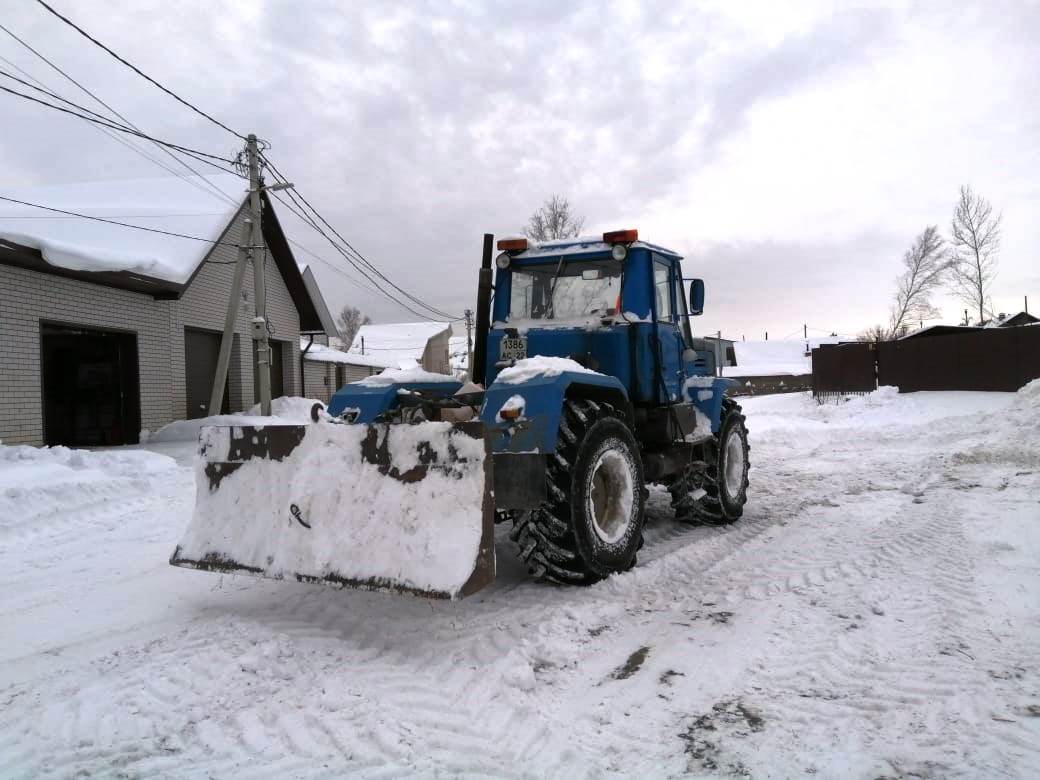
[
  {"x1": 723, "y1": 429, "x2": 746, "y2": 499},
  {"x1": 587, "y1": 448, "x2": 634, "y2": 544}
]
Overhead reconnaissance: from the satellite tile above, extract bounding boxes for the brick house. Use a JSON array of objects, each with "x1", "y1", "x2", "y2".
[{"x1": 0, "y1": 174, "x2": 331, "y2": 447}]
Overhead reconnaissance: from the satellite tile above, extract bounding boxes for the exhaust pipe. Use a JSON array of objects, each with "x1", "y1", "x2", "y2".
[{"x1": 471, "y1": 233, "x2": 494, "y2": 386}]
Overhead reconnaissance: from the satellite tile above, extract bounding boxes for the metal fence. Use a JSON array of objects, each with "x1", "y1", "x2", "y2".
[
  {"x1": 811, "y1": 342, "x2": 877, "y2": 398},
  {"x1": 811, "y1": 327, "x2": 1040, "y2": 396},
  {"x1": 728, "y1": 374, "x2": 813, "y2": 397},
  {"x1": 878, "y1": 326, "x2": 1040, "y2": 392}
]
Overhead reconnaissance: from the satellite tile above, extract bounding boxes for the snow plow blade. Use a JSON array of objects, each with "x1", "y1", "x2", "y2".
[{"x1": 170, "y1": 421, "x2": 495, "y2": 600}]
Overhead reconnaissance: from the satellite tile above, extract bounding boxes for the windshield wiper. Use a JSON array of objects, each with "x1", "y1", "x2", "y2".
[{"x1": 544, "y1": 255, "x2": 567, "y2": 320}]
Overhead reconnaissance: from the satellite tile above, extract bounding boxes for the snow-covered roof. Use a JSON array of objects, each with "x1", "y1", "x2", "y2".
[
  {"x1": 511, "y1": 235, "x2": 681, "y2": 260},
  {"x1": 980, "y1": 311, "x2": 1039, "y2": 328},
  {"x1": 0, "y1": 173, "x2": 246, "y2": 285},
  {"x1": 899, "y1": 324, "x2": 981, "y2": 340},
  {"x1": 301, "y1": 337, "x2": 421, "y2": 370},
  {"x1": 301, "y1": 341, "x2": 355, "y2": 364},
  {"x1": 348, "y1": 321, "x2": 450, "y2": 366},
  {"x1": 301, "y1": 266, "x2": 339, "y2": 337}
]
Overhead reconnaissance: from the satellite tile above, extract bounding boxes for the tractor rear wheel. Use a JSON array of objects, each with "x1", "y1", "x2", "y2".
[
  {"x1": 670, "y1": 398, "x2": 750, "y2": 524},
  {"x1": 510, "y1": 399, "x2": 646, "y2": 584}
]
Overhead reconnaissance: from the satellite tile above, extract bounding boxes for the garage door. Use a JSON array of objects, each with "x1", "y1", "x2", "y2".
[
  {"x1": 185, "y1": 328, "x2": 230, "y2": 419},
  {"x1": 41, "y1": 323, "x2": 140, "y2": 446}
]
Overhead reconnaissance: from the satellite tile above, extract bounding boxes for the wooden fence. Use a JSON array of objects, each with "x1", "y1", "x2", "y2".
[{"x1": 812, "y1": 327, "x2": 1040, "y2": 396}]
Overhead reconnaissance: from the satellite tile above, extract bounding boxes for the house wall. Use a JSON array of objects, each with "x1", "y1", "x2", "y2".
[
  {"x1": 303, "y1": 360, "x2": 334, "y2": 404},
  {"x1": 169, "y1": 207, "x2": 300, "y2": 415},
  {"x1": 0, "y1": 206, "x2": 303, "y2": 446},
  {"x1": 343, "y1": 363, "x2": 379, "y2": 383},
  {"x1": 422, "y1": 329, "x2": 451, "y2": 374},
  {"x1": 0, "y1": 264, "x2": 174, "y2": 445}
]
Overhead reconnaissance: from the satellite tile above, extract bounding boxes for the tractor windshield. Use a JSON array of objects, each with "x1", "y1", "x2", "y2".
[{"x1": 509, "y1": 259, "x2": 621, "y2": 321}]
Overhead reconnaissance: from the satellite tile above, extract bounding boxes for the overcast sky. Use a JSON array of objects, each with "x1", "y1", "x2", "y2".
[{"x1": 2, "y1": 0, "x2": 1038, "y2": 340}]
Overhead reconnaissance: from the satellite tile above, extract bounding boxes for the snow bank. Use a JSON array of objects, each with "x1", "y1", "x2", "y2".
[
  {"x1": 357, "y1": 367, "x2": 458, "y2": 386},
  {"x1": 495, "y1": 356, "x2": 598, "y2": 385},
  {"x1": 0, "y1": 444, "x2": 177, "y2": 537},
  {"x1": 174, "y1": 421, "x2": 487, "y2": 597},
  {"x1": 744, "y1": 385, "x2": 1021, "y2": 440},
  {"x1": 143, "y1": 396, "x2": 325, "y2": 443},
  {"x1": 723, "y1": 338, "x2": 838, "y2": 377},
  {"x1": 951, "y1": 378, "x2": 1040, "y2": 464}
]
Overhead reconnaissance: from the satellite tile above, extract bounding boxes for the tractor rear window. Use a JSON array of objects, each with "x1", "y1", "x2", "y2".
[{"x1": 509, "y1": 260, "x2": 621, "y2": 321}]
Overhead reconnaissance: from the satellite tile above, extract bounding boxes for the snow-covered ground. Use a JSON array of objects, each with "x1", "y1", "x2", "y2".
[{"x1": 1, "y1": 385, "x2": 1038, "y2": 777}]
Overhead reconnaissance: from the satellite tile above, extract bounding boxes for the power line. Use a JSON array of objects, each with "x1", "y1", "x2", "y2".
[
  {"x1": 0, "y1": 23, "x2": 242, "y2": 208},
  {"x1": 34, "y1": 0, "x2": 245, "y2": 140},
  {"x1": 0, "y1": 194, "x2": 241, "y2": 246},
  {"x1": 0, "y1": 83, "x2": 239, "y2": 170},
  {"x1": 268, "y1": 189, "x2": 437, "y2": 320},
  {"x1": 261, "y1": 154, "x2": 463, "y2": 320},
  {"x1": 265, "y1": 156, "x2": 462, "y2": 320},
  {"x1": 0, "y1": 50, "x2": 202, "y2": 188}
]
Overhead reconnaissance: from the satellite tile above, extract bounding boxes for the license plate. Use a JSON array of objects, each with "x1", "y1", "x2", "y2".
[{"x1": 500, "y1": 337, "x2": 527, "y2": 361}]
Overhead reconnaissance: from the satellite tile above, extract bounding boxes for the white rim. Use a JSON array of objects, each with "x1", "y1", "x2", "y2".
[
  {"x1": 722, "y1": 427, "x2": 746, "y2": 499},
  {"x1": 587, "y1": 447, "x2": 634, "y2": 544}
]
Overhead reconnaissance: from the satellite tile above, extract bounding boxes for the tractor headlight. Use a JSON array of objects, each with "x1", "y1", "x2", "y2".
[
  {"x1": 496, "y1": 252, "x2": 511, "y2": 269},
  {"x1": 611, "y1": 244, "x2": 628, "y2": 262}
]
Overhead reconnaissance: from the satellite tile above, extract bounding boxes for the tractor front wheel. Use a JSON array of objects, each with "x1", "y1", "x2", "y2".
[
  {"x1": 510, "y1": 399, "x2": 646, "y2": 584},
  {"x1": 670, "y1": 399, "x2": 750, "y2": 524}
]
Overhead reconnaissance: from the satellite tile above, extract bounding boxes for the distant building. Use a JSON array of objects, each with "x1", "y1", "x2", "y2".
[
  {"x1": 349, "y1": 322, "x2": 452, "y2": 374},
  {"x1": 0, "y1": 174, "x2": 330, "y2": 446},
  {"x1": 979, "y1": 311, "x2": 1039, "y2": 328},
  {"x1": 701, "y1": 335, "x2": 736, "y2": 368}
]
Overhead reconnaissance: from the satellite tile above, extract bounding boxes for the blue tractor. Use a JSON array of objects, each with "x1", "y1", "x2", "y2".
[{"x1": 170, "y1": 230, "x2": 749, "y2": 598}]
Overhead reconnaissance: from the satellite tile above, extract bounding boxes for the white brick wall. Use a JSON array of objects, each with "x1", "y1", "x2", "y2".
[
  {"x1": 302, "y1": 360, "x2": 334, "y2": 403},
  {"x1": 0, "y1": 205, "x2": 304, "y2": 446}
]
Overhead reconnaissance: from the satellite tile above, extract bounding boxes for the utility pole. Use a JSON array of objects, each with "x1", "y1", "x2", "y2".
[
  {"x1": 207, "y1": 218, "x2": 250, "y2": 417},
  {"x1": 464, "y1": 308, "x2": 474, "y2": 379},
  {"x1": 209, "y1": 133, "x2": 292, "y2": 418},
  {"x1": 803, "y1": 323, "x2": 807, "y2": 339},
  {"x1": 245, "y1": 135, "x2": 273, "y2": 416}
]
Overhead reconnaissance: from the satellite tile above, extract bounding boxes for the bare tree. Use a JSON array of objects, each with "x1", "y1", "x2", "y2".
[
  {"x1": 524, "y1": 194, "x2": 585, "y2": 242},
  {"x1": 947, "y1": 185, "x2": 1001, "y2": 325},
  {"x1": 888, "y1": 225, "x2": 947, "y2": 337},
  {"x1": 337, "y1": 305, "x2": 371, "y2": 346},
  {"x1": 858, "y1": 324, "x2": 888, "y2": 342}
]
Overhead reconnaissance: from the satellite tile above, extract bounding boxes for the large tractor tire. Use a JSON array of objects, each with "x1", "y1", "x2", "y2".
[
  {"x1": 670, "y1": 398, "x2": 750, "y2": 524},
  {"x1": 510, "y1": 399, "x2": 646, "y2": 584}
]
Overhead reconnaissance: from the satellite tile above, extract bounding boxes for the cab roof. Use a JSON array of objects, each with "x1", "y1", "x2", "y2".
[{"x1": 510, "y1": 235, "x2": 682, "y2": 261}]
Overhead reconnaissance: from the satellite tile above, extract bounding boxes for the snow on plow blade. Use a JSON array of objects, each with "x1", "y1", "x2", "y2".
[{"x1": 169, "y1": 421, "x2": 495, "y2": 600}]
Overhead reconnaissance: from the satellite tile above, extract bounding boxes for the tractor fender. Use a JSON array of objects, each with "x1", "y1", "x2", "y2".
[
  {"x1": 481, "y1": 371, "x2": 630, "y2": 455},
  {"x1": 683, "y1": 376, "x2": 738, "y2": 433}
]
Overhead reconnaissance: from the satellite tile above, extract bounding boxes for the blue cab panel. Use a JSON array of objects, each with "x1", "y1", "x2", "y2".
[{"x1": 327, "y1": 380, "x2": 462, "y2": 423}]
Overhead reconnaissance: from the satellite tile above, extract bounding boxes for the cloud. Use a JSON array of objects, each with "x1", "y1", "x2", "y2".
[{"x1": 0, "y1": 0, "x2": 1036, "y2": 337}]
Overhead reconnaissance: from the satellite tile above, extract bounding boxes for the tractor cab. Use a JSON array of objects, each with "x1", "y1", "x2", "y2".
[{"x1": 487, "y1": 230, "x2": 715, "y2": 406}]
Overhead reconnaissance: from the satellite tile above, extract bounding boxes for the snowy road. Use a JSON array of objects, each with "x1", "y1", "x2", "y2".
[{"x1": 1, "y1": 387, "x2": 1038, "y2": 778}]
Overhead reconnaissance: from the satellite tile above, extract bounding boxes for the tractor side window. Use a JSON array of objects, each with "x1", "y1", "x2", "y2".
[
  {"x1": 653, "y1": 261, "x2": 673, "y2": 322},
  {"x1": 675, "y1": 274, "x2": 694, "y2": 345}
]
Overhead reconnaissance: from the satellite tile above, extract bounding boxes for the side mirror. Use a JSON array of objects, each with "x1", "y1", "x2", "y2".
[{"x1": 689, "y1": 278, "x2": 705, "y2": 315}]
